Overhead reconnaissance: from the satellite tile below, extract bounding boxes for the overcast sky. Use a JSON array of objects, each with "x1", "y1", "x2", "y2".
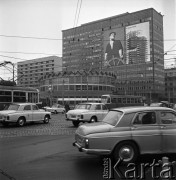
[{"x1": 0, "y1": 0, "x2": 175, "y2": 80}]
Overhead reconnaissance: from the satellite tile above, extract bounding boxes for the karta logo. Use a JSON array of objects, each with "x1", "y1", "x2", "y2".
[{"x1": 103, "y1": 157, "x2": 176, "y2": 179}]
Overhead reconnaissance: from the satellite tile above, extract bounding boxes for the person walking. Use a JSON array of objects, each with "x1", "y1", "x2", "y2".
[{"x1": 64, "y1": 102, "x2": 70, "y2": 113}]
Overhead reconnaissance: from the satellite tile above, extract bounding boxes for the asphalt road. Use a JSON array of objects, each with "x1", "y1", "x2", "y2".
[
  {"x1": 0, "y1": 113, "x2": 176, "y2": 180},
  {"x1": 0, "y1": 114, "x2": 104, "y2": 180}
]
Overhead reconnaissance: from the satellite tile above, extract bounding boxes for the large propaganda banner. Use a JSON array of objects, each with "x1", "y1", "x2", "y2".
[
  {"x1": 126, "y1": 22, "x2": 150, "y2": 64},
  {"x1": 103, "y1": 22, "x2": 150, "y2": 67},
  {"x1": 103, "y1": 27, "x2": 125, "y2": 67}
]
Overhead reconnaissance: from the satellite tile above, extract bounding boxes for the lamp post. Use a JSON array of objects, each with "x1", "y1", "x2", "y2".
[
  {"x1": 48, "y1": 85, "x2": 52, "y2": 106},
  {"x1": 62, "y1": 79, "x2": 65, "y2": 105},
  {"x1": 86, "y1": 72, "x2": 88, "y2": 102}
]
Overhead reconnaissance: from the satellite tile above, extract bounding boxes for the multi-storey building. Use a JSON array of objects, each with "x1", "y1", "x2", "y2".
[
  {"x1": 17, "y1": 56, "x2": 62, "y2": 88},
  {"x1": 62, "y1": 8, "x2": 164, "y2": 103},
  {"x1": 165, "y1": 67, "x2": 176, "y2": 103}
]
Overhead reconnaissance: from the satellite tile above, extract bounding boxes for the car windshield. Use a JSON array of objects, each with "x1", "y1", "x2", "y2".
[
  {"x1": 4, "y1": 104, "x2": 20, "y2": 111},
  {"x1": 103, "y1": 110, "x2": 123, "y2": 126},
  {"x1": 75, "y1": 104, "x2": 91, "y2": 110}
]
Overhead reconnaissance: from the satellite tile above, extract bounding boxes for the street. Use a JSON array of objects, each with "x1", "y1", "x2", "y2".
[
  {"x1": 0, "y1": 114, "x2": 104, "y2": 180},
  {"x1": 0, "y1": 114, "x2": 176, "y2": 180}
]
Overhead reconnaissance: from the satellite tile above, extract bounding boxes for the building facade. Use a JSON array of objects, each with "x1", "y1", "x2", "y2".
[
  {"x1": 165, "y1": 67, "x2": 176, "y2": 103},
  {"x1": 38, "y1": 70, "x2": 116, "y2": 106},
  {"x1": 62, "y1": 8, "x2": 165, "y2": 103},
  {"x1": 17, "y1": 56, "x2": 62, "y2": 88}
]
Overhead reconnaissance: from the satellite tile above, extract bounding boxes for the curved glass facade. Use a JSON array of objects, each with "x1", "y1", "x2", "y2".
[{"x1": 38, "y1": 70, "x2": 116, "y2": 105}]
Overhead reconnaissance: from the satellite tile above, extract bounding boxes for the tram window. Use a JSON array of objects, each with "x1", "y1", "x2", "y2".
[
  {"x1": 111, "y1": 98, "x2": 116, "y2": 103},
  {"x1": 131, "y1": 98, "x2": 134, "y2": 103},
  {"x1": 127, "y1": 98, "x2": 130, "y2": 103},
  {"x1": 0, "y1": 96, "x2": 12, "y2": 102},
  {"x1": 122, "y1": 98, "x2": 126, "y2": 103},
  {"x1": 118, "y1": 98, "x2": 122, "y2": 103},
  {"x1": 0, "y1": 91, "x2": 11, "y2": 95},
  {"x1": 99, "y1": 86, "x2": 103, "y2": 90}
]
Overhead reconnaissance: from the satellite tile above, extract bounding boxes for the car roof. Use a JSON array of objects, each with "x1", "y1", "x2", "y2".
[
  {"x1": 11, "y1": 103, "x2": 37, "y2": 106},
  {"x1": 77, "y1": 102, "x2": 105, "y2": 105},
  {"x1": 110, "y1": 106, "x2": 174, "y2": 114}
]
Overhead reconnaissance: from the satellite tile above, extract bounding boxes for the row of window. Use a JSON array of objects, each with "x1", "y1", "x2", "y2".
[
  {"x1": 41, "y1": 76, "x2": 115, "y2": 86},
  {"x1": 18, "y1": 60, "x2": 55, "y2": 67},
  {"x1": 40, "y1": 85, "x2": 114, "y2": 92},
  {"x1": 0, "y1": 92, "x2": 38, "y2": 103}
]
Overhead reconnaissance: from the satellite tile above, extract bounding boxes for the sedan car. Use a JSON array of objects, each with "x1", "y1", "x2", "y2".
[
  {"x1": 0, "y1": 103, "x2": 51, "y2": 127},
  {"x1": 45, "y1": 104, "x2": 65, "y2": 114},
  {"x1": 66, "y1": 102, "x2": 109, "y2": 127},
  {"x1": 73, "y1": 106, "x2": 176, "y2": 163}
]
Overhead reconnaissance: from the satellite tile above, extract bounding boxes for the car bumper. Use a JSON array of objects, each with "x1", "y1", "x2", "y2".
[
  {"x1": 66, "y1": 118, "x2": 89, "y2": 122},
  {"x1": 73, "y1": 141, "x2": 111, "y2": 155}
]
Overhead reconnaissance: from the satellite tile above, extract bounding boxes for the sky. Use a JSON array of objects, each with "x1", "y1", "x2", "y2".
[{"x1": 0, "y1": 0, "x2": 176, "y2": 80}]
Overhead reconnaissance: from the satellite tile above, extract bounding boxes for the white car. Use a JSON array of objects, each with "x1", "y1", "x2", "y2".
[
  {"x1": 45, "y1": 104, "x2": 65, "y2": 114},
  {"x1": 66, "y1": 102, "x2": 109, "y2": 127},
  {"x1": 0, "y1": 103, "x2": 51, "y2": 127}
]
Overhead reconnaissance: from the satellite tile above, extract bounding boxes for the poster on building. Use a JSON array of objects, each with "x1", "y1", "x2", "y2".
[
  {"x1": 103, "y1": 27, "x2": 125, "y2": 67},
  {"x1": 126, "y1": 22, "x2": 150, "y2": 64}
]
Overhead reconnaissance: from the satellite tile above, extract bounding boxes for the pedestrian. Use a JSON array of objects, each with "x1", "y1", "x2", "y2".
[{"x1": 64, "y1": 102, "x2": 70, "y2": 113}]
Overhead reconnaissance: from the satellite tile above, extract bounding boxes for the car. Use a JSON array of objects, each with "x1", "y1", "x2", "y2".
[
  {"x1": 45, "y1": 104, "x2": 65, "y2": 114},
  {"x1": 73, "y1": 106, "x2": 176, "y2": 163},
  {"x1": 66, "y1": 102, "x2": 109, "y2": 127},
  {"x1": 173, "y1": 104, "x2": 176, "y2": 111},
  {"x1": 150, "y1": 101, "x2": 172, "y2": 108},
  {"x1": 0, "y1": 103, "x2": 51, "y2": 127}
]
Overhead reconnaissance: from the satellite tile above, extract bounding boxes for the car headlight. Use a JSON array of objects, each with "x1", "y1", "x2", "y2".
[
  {"x1": 75, "y1": 134, "x2": 89, "y2": 148},
  {"x1": 84, "y1": 138, "x2": 89, "y2": 149},
  {"x1": 3, "y1": 115, "x2": 10, "y2": 120}
]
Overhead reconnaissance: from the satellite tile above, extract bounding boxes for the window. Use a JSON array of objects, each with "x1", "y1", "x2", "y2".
[
  {"x1": 160, "y1": 111, "x2": 176, "y2": 124},
  {"x1": 102, "y1": 105, "x2": 108, "y2": 110},
  {"x1": 133, "y1": 112, "x2": 156, "y2": 125},
  {"x1": 69, "y1": 85, "x2": 75, "y2": 90},
  {"x1": 24, "y1": 105, "x2": 31, "y2": 111},
  {"x1": 95, "y1": 105, "x2": 101, "y2": 110},
  {"x1": 76, "y1": 85, "x2": 81, "y2": 91},
  {"x1": 32, "y1": 105, "x2": 38, "y2": 110}
]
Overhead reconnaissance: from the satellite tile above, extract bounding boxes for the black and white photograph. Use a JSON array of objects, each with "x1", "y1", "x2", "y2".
[{"x1": 0, "y1": 0, "x2": 176, "y2": 179}]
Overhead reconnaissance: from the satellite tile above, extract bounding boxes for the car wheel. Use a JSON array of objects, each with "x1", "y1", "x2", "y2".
[
  {"x1": 113, "y1": 142, "x2": 138, "y2": 163},
  {"x1": 54, "y1": 110, "x2": 58, "y2": 114},
  {"x1": 17, "y1": 118, "x2": 25, "y2": 127},
  {"x1": 43, "y1": 115, "x2": 50, "y2": 124},
  {"x1": 90, "y1": 116, "x2": 97, "y2": 123},
  {"x1": 72, "y1": 121, "x2": 79, "y2": 127}
]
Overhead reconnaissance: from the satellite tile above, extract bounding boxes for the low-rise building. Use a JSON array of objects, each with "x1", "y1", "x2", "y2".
[{"x1": 38, "y1": 70, "x2": 116, "y2": 107}]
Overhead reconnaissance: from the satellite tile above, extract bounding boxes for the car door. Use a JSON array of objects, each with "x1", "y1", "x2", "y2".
[
  {"x1": 159, "y1": 110, "x2": 176, "y2": 153},
  {"x1": 32, "y1": 105, "x2": 41, "y2": 121},
  {"x1": 23, "y1": 105, "x2": 33, "y2": 122},
  {"x1": 131, "y1": 111, "x2": 162, "y2": 154}
]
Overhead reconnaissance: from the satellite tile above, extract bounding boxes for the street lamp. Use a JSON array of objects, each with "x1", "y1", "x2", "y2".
[
  {"x1": 62, "y1": 79, "x2": 65, "y2": 105},
  {"x1": 48, "y1": 85, "x2": 52, "y2": 106}
]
